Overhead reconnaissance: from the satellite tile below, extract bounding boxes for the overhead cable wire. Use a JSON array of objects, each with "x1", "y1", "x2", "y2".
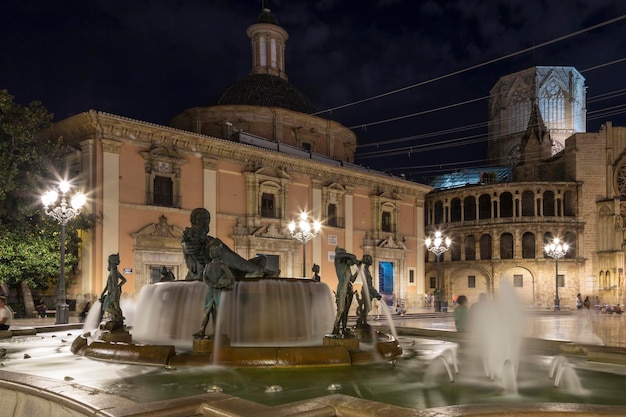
[
  {"x1": 357, "y1": 79, "x2": 626, "y2": 155},
  {"x1": 353, "y1": 57, "x2": 626, "y2": 150},
  {"x1": 313, "y1": 15, "x2": 626, "y2": 117},
  {"x1": 359, "y1": 98, "x2": 626, "y2": 163}
]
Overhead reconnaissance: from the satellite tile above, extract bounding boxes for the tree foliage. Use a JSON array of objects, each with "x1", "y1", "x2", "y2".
[{"x1": 0, "y1": 90, "x2": 94, "y2": 289}]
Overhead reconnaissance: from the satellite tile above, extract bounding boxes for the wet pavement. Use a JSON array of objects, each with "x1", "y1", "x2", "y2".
[
  {"x1": 11, "y1": 308, "x2": 626, "y2": 348},
  {"x1": 374, "y1": 308, "x2": 626, "y2": 348}
]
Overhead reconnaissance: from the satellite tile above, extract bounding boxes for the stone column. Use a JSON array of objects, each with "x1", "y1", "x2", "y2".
[
  {"x1": 102, "y1": 139, "x2": 121, "y2": 291},
  {"x1": 202, "y1": 158, "x2": 218, "y2": 221}
]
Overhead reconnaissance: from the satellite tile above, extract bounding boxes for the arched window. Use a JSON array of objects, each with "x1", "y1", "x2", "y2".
[
  {"x1": 500, "y1": 192, "x2": 513, "y2": 218},
  {"x1": 522, "y1": 190, "x2": 534, "y2": 216},
  {"x1": 543, "y1": 190, "x2": 555, "y2": 216},
  {"x1": 451, "y1": 241, "x2": 461, "y2": 261},
  {"x1": 450, "y1": 198, "x2": 461, "y2": 222},
  {"x1": 500, "y1": 233, "x2": 514, "y2": 259},
  {"x1": 599, "y1": 271, "x2": 605, "y2": 288},
  {"x1": 522, "y1": 232, "x2": 535, "y2": 258},
  {"x1": 564, "y1": 231, "x2": 576, "y2": 258},
  {"x1": 434, "y1": 201, "x2": 444, "y2": 224},
  {"x1": 540, "y1": 79, "x2": 565, "y2": 130},
  {"x1": 480, "y1": 234, "x2": 492, "y2": 260},
  {"x1": 563, "y1": 190, "x2": 576, "y2": 216},
  {"x1": 464, "y1": 196, "x2": 476, "y2": 221},
  {"x1": 479, "y1": 194, "x2": 491, "y2": 219},
  {"x1": 543, "y1": 232, "x2": 554, "y2": 258},
  {"x1": 464, "y1": 235, "x2": 476, "y2": 261},
  {"x1": 510, "y1": 87, "x2": 530, "y2": 132}
]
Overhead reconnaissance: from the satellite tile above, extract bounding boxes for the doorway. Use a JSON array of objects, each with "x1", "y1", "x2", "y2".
[{"x1": 378, "y1": 261, "x2": 394, "y2": 304}]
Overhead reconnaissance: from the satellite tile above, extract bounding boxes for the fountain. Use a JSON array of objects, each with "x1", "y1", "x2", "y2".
[
  {"x1": 3, "y1": 210, "x2": 626, "y2": 415},
  {"x1": 72, "y1": 276, "x2": 401, "y2": 367},
  {"x1": 71, "y1": 209, "x2": 402, "y2": 367}
]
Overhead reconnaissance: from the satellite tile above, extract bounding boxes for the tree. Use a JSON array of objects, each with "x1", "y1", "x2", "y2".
[{"x1": 0, "y1": 90, "x2": 95, "y2": 314}]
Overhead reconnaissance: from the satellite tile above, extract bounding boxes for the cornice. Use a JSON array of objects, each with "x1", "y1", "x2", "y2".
[
  {"x1": 51, "y1": 111, "x2": 432, "y2": 198},
  {"x1": 426, "y1": 181, "x2": 579, "y2": 202}
]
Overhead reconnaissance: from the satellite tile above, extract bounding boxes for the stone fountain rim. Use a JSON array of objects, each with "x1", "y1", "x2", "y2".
[{"x1": 1, "y1": 369, "x2": 625, "y2": 417}]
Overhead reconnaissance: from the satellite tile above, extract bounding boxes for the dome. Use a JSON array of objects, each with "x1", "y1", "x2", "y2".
[{"x1": 214, "y1": 74, "x2": 316, "y2": 114}]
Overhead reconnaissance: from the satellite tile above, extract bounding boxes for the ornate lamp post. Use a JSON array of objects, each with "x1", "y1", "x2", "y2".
[
  {"x1": 288, "y1": 212, "x2": 321, "y2": 277},
  {"x1": 41, "y1": 180, "x2": 86, "y2": 324},
  {"x1": 425, "y1": 231, "x2": 451, "y2": 312},
  {"x1": 544, "y1": 237, "x2": 568, "y2": 311}
]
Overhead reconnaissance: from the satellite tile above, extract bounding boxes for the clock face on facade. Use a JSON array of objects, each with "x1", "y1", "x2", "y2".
[{"x1": 616, "y1": 161, "x2": 626, "y2": 197}]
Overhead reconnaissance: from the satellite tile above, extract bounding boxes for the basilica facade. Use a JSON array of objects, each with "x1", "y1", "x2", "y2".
[
  {"x1": 425, "y1": 66, "x2": 626, "y2": 308},
  {"x1": 44, "y1": 7, "x2": 431, "y2": 310}
]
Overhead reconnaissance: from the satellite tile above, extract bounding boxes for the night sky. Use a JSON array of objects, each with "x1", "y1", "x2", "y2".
[{"x1": 2, "y1": 1, "x2": 626, "y2": 183}]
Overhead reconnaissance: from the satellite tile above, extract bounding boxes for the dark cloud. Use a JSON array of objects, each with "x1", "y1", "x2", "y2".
[{"x1": 2, "y1": 0, "x2": 626, "y2": 182}]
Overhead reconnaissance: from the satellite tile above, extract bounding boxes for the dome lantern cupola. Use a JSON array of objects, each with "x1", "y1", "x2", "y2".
[{"x1": 246, "y1": 4, "x2": 288, "y2": 80}]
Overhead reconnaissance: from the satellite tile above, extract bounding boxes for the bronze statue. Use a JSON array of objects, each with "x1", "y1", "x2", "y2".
[
  {"x1": 182, "y1": 208, "x2": 276, "y2": 339},
  {"x1": 332, "y1": 247, "x2": 359, "y2": 336},
  {"x1": 159, "y1": 266, "x2": 176, "y2": 282},
  {"x1": 99, "y1": 253, "x2": 126, "y2": 331},
  {"x1": 193, "y1": 243, "x2": 235, "y2": 338},
  {"x1": 312, "y1": 263, "x2": 320, "y2": 282},
  {"x1": 356, "y1": 254, "x2": 382, "y2": 328},
  {"x1": 182, "y1": 208, "x2": 269, "y2": 280}
]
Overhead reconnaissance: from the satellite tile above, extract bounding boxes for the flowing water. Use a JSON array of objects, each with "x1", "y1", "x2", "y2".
[
  {"x1": 3, "y1": 279, "x2": 626, "y2": 410},
  {"x1": 2, "y1": 331, "x2": 625, "y2": 409}
]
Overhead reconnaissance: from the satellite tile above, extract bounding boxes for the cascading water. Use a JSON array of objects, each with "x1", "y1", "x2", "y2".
[
  {"x1": 131, "y1": 281, "x2": 207, "y2": 349},
  {"x1": 129, "y1": 279, "x2": 335, "y2": 349},
  {"x1": 216, "y1": 278, "x2": 335, "y2": 346}
]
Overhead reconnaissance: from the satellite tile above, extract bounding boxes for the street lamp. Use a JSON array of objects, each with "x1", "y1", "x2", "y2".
[
  {"x1": 41, "y1": 180, "x2": 86, "y2": 324},
  {"x1": 544, "y1": 237, "x2": 568, "y2": 311},
  {"x1": 288, "y1": 212, "x2": 321, "y2": 277},
  {"x1": 425, "y1": 231, "x2": 451, "y2": 312}
]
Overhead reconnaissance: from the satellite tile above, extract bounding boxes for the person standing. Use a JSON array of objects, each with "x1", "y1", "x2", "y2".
[
  {"x1": 0, "y1": 296, "x2": 13, "y2": 330},
  {"x1": 583, "y1": 296, "x2": 591, "y2": 309},
  {"x1": 454, "y1": 295, "x2": 469, "y2": 332},
  {"x1": 576, "y1": 293, "x2": 583, "y2": 310}
]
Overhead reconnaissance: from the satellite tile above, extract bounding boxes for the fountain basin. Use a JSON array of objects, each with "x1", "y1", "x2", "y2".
[
  {"x1": 70, "y1": 329, "x2": 402, "y2": 367},
  {"x1": 4, "y1": 327, "x2": 626, "y2": 416},
  {"x1": 72, "y1": 278, "x2": 402, "y2": 367}
]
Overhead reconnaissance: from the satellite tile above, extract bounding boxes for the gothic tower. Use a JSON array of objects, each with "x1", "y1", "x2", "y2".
[{"x1": 487, "y1": 66, "x2": 586, "y2": 165}]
